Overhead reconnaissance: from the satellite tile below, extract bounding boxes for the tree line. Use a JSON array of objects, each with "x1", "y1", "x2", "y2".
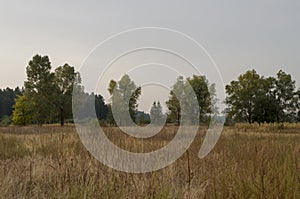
[
  {"x1": 0, "y1": 87, "x2": 22, "y2": 126},
  {"x1": 11, "y1": 54, "x2": 111, "y2": 126},
  {"x1": 0, "y1": 54, "x2": 217, "y2": 126},
  {"x1": 226, "y1": 69, "x2": 300, "y2": 123},
  {"x1": 0, "y1": 54, "x2": 299, "y2": 126}
]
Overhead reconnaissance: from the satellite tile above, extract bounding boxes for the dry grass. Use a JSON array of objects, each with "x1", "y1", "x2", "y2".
[
  {"x1": 0, "y1": 125, "x2": 299, "y2": 198},
  {"x1": 234, "y1": 122, "x2": 300, "y2": 133}
]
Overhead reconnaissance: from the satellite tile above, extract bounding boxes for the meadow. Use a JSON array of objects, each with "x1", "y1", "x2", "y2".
[{"x1": 0, "y1": 124, "x2": 299, "y2": 198}]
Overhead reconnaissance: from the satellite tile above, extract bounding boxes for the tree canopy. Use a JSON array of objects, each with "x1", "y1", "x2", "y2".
[
  {"x1": 12, "y1": 94, "x2": 32, "y2": 126},
  {"x1": 11, "y1": 54, "x2": 107, "y2": 126},
  {"x1": 225, "y1": 69, "x2": 299, "y2": 123},
  {"x1": 1, "y1": 54, "x2": 299, "y2": 127},
  {"x1": 150, "y1": 101, "x2": 164, "y2": 125},
  {"x1": 166, "y1": 75, "x2": 217, "y2": 124},
  {"x1": 0, "y1": 87, "x2": 22, "y2": 120},
  {"x1": 24, "y1": 54, "x2": 55, "y2": 124},
  {"x1": 53, "y1": 64, "x2": 80, "y2": 126},
  {"x1": 108, "y1": 74, "x2": 141, "y2": 126}
]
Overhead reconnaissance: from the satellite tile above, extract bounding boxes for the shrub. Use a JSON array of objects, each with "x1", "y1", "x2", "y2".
[{"x1": 0, "y1": 115, "x2": 12, "y2": 127}]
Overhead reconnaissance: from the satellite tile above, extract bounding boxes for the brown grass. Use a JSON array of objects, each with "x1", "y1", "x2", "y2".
[{"x1": 0, "y1": 125, "x2": 299, "y2": 198}]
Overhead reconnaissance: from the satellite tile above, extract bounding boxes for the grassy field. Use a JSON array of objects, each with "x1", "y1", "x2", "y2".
[{"x1": 0, "y1": 124, "x2": 300, "y2": 198}]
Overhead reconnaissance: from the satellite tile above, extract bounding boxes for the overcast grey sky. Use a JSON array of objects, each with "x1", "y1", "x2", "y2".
[{"x1": 0, "y1": 0, "x2": 299, "y2": 111}]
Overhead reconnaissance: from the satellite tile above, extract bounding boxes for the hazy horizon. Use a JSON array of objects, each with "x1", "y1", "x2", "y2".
[{"x1": 1, "y1": 1, "x2": 299, "y2": 112}]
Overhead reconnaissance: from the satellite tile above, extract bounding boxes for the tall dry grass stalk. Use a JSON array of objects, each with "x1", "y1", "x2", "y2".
[{"x1": 0, "y1": 125, "x2": 299, "y2": 198}]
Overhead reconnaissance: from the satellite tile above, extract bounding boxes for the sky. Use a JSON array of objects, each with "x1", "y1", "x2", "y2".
[{"x1": 0, "y1": 0, "x2": 299, "y2": 112}]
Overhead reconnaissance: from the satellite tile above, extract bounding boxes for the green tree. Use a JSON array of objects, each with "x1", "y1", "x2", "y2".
[
  {"x1": 95, "y1": 94, "x2": 108, "y2": 121},
  {"x1": 24, "y1": 54, "x2": 55, "y2": 124},
  {"x1": 209, "y1": 83, "x2": 219, "y2": 114},
  {"x1": 12, "y1": 94, "x2": 32, "y2": 126},
  {"x1": 108, "y1": 74, "x2": 141, "y2": 126},
  {"x1": 0, "y1": 115, "x2": 12, "y2": 127},
  {"x1": 187, "y1": 75, "x2": 213, "y2": 119},
  {"x1": 136, "y1": 111, "x2": 150, "y2": 125},
  {"x1": 226, "y1": 69, "x2": 298, "y2": 123},
  {"x1": 252, "y1": 77, "x2": 278, "y2": 123},
  {"x1": 166, "y1": 75, "x2": 213, "y2": 124},
  {"x1": 0, "y1": 87, "x2": 22, "y2": 119},
  {"x1": 166, "y1": 76, "x2": 184, "y2": 124},
  {"x1": 53, "y1": 64, "x2": 80, "y2": 126},
  {"x1": 225, "y1": 69, "x2": 262, "y2": 123},
  {"x1": 106, "y1": 104, "x2": 116, "y2": 125},
  {"x1": 150, "y1": 101, "x2": 164, "y2": 125},
  {"x1": 274, "y1": 70, "x2": 298, "y2": 122}
]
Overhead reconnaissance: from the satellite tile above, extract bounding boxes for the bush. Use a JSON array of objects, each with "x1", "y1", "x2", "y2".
[{"x1": 0, "y1": 115, "x2": 12, "y2": 127}]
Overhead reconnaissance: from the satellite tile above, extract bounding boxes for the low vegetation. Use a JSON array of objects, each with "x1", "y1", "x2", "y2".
[{"x1": 0, "y1": 125, "x2": 299, "y2": 198}]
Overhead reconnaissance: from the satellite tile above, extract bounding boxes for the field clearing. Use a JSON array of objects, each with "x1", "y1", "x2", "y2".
[{"x1": 0, "y1": 125, "x2": 300, "y2": 198}]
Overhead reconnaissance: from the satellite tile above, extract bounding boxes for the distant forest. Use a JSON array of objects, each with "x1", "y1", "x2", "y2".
[
  {"x1": 0, "y1": 54, "x2": 299, "y2": 126},
  {"x1": 0, "y1": 87, "x2": 22, "y2": 124}
]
